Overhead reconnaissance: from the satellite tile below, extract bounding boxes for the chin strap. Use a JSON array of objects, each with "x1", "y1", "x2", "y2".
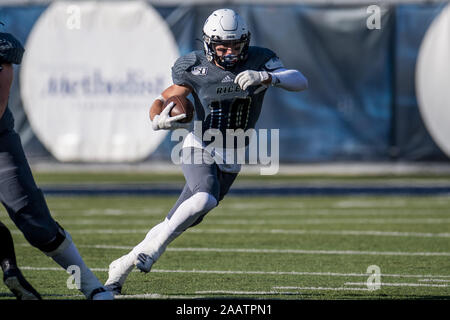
[{"x1": 217, "y1": 54, "x2": 239, "y2": 69}]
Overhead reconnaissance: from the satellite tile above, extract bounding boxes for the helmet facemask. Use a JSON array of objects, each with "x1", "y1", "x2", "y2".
[{"x1": 203, "y1": 34, "x2": 250, "y2": 69}]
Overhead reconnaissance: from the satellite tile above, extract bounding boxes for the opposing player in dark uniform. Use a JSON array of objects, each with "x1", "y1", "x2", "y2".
[
  {"x1": 0, "y1": 29, "x2": 42, "y2": 300},
  {"x1": 0, "y1": 29, "x2": 113, "y2": 300},
  {"x1": 105, "y1": 8, "x2": 308, "y2": 294}
]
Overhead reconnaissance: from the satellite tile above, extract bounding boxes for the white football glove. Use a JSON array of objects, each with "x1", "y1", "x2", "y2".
[
  {"x1": 152, "y1": 102, "x2": 190, "y2": 130},
  {"x1": 234, "y1": 70, "x2": 270, "y2": 93}
]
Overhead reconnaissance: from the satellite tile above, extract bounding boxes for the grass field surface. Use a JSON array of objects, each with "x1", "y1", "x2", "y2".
[{"x1": 0, "y1": 172, "x2": 448, "y2": 301}]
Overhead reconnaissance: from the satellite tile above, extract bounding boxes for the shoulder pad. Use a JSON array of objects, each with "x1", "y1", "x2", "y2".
[
  {"x1": 0, "y1": 33, "x2": 25, "y2": 64},
  {"x1": 248, "y1": 46, "x2": 276, "y2": 59},
  {"x1": 172, "y1": 51, "x2": 199, "y2": 74},
  {"x1": 264, "y1": 56, "x2": 284, "y2": 71},
  {"x1": 247, "y1": 46, "x2": 278, "y2": 69}
]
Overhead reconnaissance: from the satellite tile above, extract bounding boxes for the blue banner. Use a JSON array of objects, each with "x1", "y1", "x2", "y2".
[{"x1": 0, "y1": 2, "x2": 447, "y2": 162}]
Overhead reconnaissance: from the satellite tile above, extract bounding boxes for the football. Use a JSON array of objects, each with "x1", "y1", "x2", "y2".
[{"x1": 165, "y1": 95, "x2": 194, "y2": 123}]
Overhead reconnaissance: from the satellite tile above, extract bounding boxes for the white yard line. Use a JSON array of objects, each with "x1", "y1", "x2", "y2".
[
  {"x1": 171, "y1": 247, "x2": 450, "y2": 256},
  {"x1": 273, "y1": 286, "x2": 372, "y2": 292},
  {"x1": 48, "y1": 207, "x2": 450, "y2": 217},
  {"x1": 198, "y1": 288, "x2": 369, "y2": 294},
  {"x1": 152, "y1": 269, "x2": 450, "y2": 279},
  {"x1": 344, "y1": 282, "x2": 449, "y2": 288},
  {"x1": 166, "y1": 247, "x2": 450, "y2": 256},
  {"x1": 188, "y1": 228, "x2": 450, "y2": 238},
  {"x1": 418, "y1": 279, "x2": 450, "y2": 283},
  {"x1": 224, "y1": 203, "x2": 306, "y2": 209},
  {"x1": 246, "y1": 209, "x2": 450, "y2": 217},
  {"x1": 195, "y1": 290, "x2": 301, "y2": 295},
  {"x1": 19, "y1": 266, "x2": 450, "y2": 279},
  {"x1": 7, "y1": 217, "x2": 448, "y2": 226},
  {"x1": 11, "y1": 228, "x2": 449, "y2": 238},
  {"x1": 67, "y1": 229, "x2": 149, "y2": 234},
  {"x1": 14, "y1": 219, "x2": 158, "y2": 225},
  {"x1": 206, "y1": 218, "x2": 450, "y2": 225},
  {"x1": 333, "y1": 199, "x2": 409, "y2": 208},
  {"x1": 16, "y1": 242, "x2": 450, "y2": 256},
  {"x1": 66, "y1": 244, "x2": 450, "y2": 257},
  {"x1": 113, "y1": 293, "x2": 201, "y2": 299}
]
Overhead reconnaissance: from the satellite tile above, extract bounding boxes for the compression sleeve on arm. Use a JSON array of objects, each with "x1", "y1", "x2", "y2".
[{"x1": 268, "y1": 68, "x2": 308, "y2": 92}]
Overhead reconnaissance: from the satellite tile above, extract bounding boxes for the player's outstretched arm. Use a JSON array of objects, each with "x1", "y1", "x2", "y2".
[
  {"x1": 268, "y1": 68, "x2": 308, "y2": 92},
  {"x1": 150, "y1": 84, "x2": 193, "y2": 130},
  {"x1": 235, "y1": 68, "x2": 308, "y2": 93}
]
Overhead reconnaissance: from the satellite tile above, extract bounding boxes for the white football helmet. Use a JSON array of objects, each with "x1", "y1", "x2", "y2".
[{"x1": 202, "y1": 8, "x2": 251, "y2": 69}]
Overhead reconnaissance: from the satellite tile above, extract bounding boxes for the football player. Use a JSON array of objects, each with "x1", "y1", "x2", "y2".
[
  {"x1": 0, "y1": 29, "x2": 113, "y2": 300},
  {"x1": 105, "y1": 8, "x2": 308, "y2": 294}
]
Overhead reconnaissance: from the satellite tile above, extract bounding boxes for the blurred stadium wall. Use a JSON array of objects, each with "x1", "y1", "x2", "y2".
[{"x1": 1, "y1": 0, "x2": 449, "y2": 164}]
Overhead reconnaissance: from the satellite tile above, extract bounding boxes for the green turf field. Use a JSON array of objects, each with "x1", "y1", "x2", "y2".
[{"x1": 0, "y1": 178, "x2": 449, "y2": 300}]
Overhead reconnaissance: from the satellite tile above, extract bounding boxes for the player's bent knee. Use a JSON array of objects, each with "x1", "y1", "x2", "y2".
[
  {"x1": 194, "y1": 191, "x2": 218, "y2": 213},
  {"x1": 168, "y1": 192, "x2": 218, "y2": 233},
  {"x1": 183, "y1": 192, "x2": 217, "y2": 229}
]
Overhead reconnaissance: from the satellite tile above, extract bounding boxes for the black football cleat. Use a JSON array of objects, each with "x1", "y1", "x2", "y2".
[
  {"x1": 3, "y1": 266, "x2": 42, "y2": 300},
  {"x1": 89, "y1": 286, "x2": 114, "y2": 300},
  {"x1": 104, "y1": 282, "x2": 122, "y2": 296}
]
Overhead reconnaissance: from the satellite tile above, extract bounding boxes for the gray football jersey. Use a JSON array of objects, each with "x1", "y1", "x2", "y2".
[{"x1": 172, "y1": 47, "x2": 281, "y2": 141}]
